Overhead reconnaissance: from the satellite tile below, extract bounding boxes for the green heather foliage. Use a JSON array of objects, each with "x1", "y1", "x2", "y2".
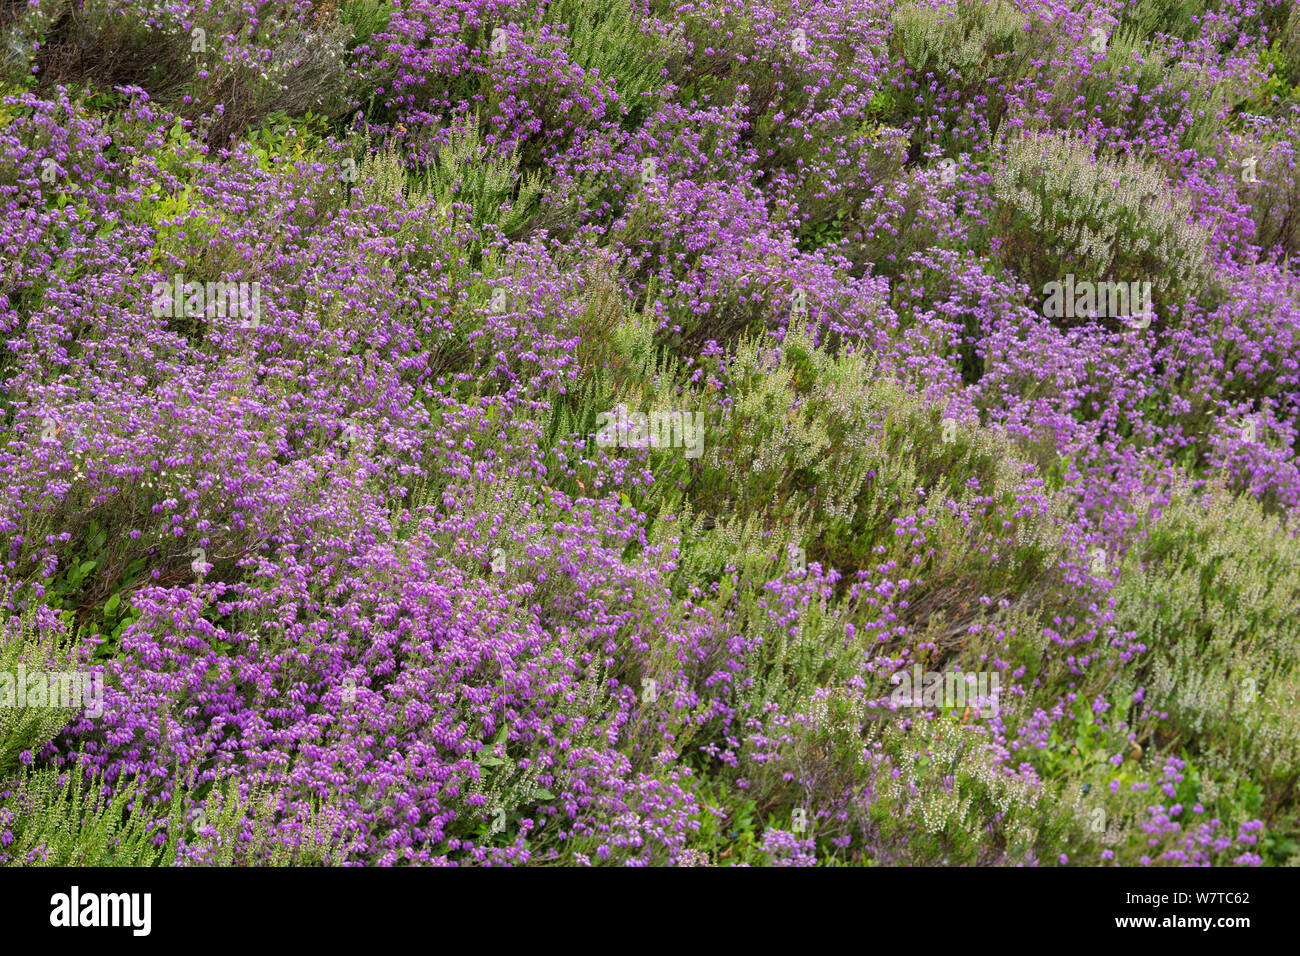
[
  {"x1": 887, "y1": 0, "x2": 1032, "y2": 137},
  {"x1": 990, "y1": 129, "x2": 1216, "y2": 312},
  {"x1": 0, "y1": 762, "x2": 182, "y2": 866},
  {"x1": 2, "y1": 0, "x2": 1299, "y2": 868},
  {"x1": 174, "y1": 777, "x2": 352, "y2": 866},
  {"x1": 538, "y1": 0, "x2": 669, "y2": 126}
]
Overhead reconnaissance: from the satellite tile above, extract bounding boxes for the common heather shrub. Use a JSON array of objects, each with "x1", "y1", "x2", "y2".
[
  {"x1": 174, "y1": 777, "x2": 352, "y2": 866},
  {"x1": 539, "y1": 0, "x2": 670, "y2": 131},
  {"x1": 1, "y1": 0, "x2": 1299, "y2": 871},
  {"x1": 1032, "y1": 23, "x2": 1247, "y2": 155},
  {"x1": 338, "y1": 0, "x2": 392, "y2": 53},
  {"x1": 0, "y1": 761, "x2": 182, "y2": 866},
  {"x1": 887, "y1": 0, "x2": 1032, "y2": 139},
  {"x1": 1114, "y1": 0, "x2": 1294, "y2": 53},
  {"x1": 989, "y1": 129, "x2": 1216, "y2": 317},
  {"x1": 1111, "y1": 483, "x2": 1300, "y2": 804},
  {"x1": 404, "y1": 115, "x2": 543, "y2": 246},
  {"x1": 1233, "y1": 109, "x2": 1300, "y2": 258},
  {"x1": 0, "y1": 608, "x2": 83, "y2": 777},
  {"x1": 687, "y1": 319, "x2": 1067, "y2": 598},
  {"x1": 888, "y1": 0, "x2": 1026, "y2": 81},
  {"x1": 1115, "y1": 0, "x2": 1214, "y2": 41}
]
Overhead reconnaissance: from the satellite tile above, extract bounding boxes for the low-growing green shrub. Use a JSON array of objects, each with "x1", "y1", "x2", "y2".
[
  {"x1": 1112, "y1": 482, "x2": 1300, "y2": 814},
  {"x1": 989, "y1": 129, "x2": 1217, "y2": 319},
  {"x1": 0, "y1": 762, "x2": 183, "y2": 866}
]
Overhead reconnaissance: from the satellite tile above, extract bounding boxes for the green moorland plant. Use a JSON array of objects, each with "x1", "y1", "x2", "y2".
[
  {"x1": 4, "y1": 0, "x2": 1300, "y2": 868},
  {"x1": 1115, "y1": 0, "x2": 1295, "y2": 58},
  {"x1": 1112, "y1": 483, "x2": 1300, "y2": 822},
  {"x1": 0, "y1": 758, "x2": 352, "y2": 866},
  {"x1": 533, "y1": 0, "x2": 671, "y2": 132},
  {"x1": 0, "y1": 606, "x2": 172, "y2": 865},
  {"x1": 397, "y1": 115, "x2": 544, "y2": 257},
  {"x1": 886, "y1": 0, "x2": 1048, "y2": 153},
  {"x1": 988, "y1": 128, "x2": 1218, "y2": 319},
  {"x1": 1225, "y1": 109, "x2": 1300, "y2": 260},
  {"x1": 1034, "y1": 24, "x2": 1251, "y2": 157},
  {"x1": 1023, "y1": 478, "x2": 1300, "y2": 866},
  {"x1": 0, "y1": 762, "x2": 183, "y2": 866},
  {"x1": 172, "y1": 776, "x2": 354, "y2": 866}
]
